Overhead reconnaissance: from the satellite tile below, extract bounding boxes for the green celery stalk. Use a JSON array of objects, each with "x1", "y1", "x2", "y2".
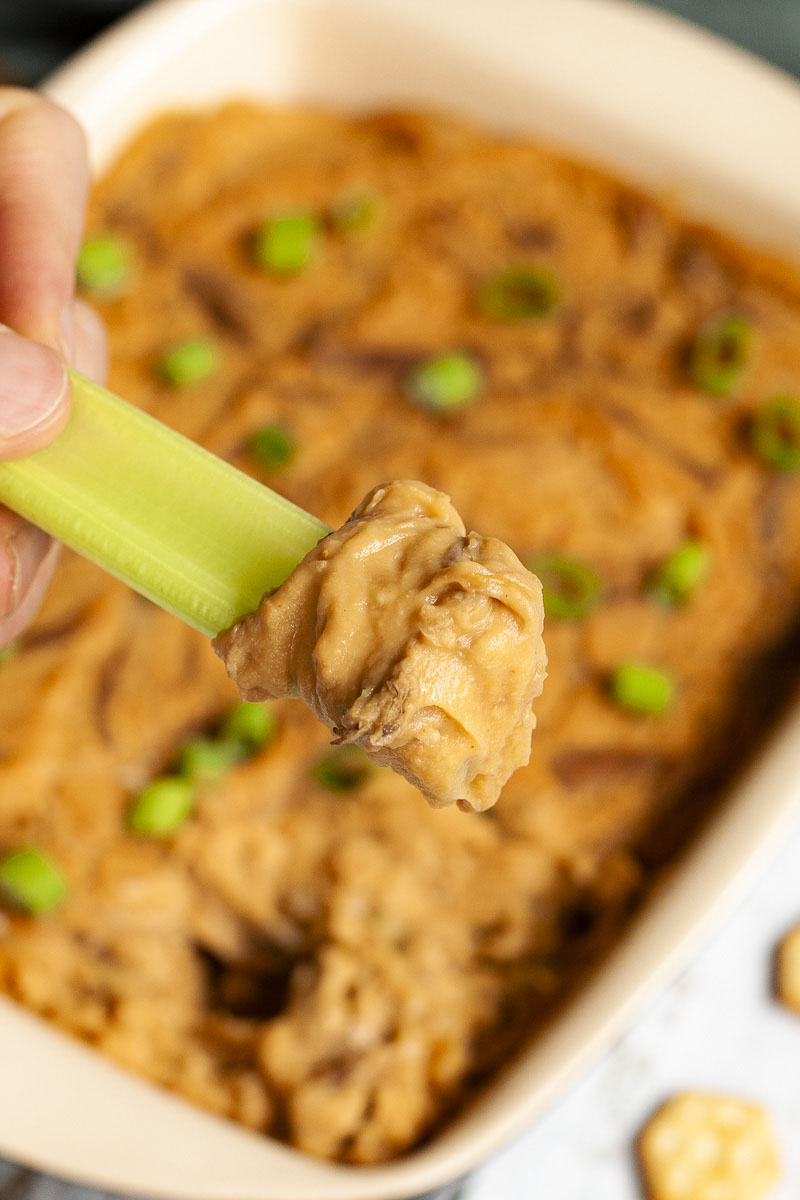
[{"x1": 0, "y1": 370, "x2": 330, "y2": 637}]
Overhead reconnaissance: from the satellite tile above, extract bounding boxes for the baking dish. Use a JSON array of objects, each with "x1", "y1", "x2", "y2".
[{"x1": 2, "y1": 0, "x2": 799, "y2": 1196}]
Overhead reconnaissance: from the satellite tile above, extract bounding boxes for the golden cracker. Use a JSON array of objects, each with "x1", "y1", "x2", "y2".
[
  {"x1": 638, "y1": 1092, "x2": 780, "y2": 1200},
  {"x1": 775, "y1": 922, "x2": 800, "y2": 1014}
]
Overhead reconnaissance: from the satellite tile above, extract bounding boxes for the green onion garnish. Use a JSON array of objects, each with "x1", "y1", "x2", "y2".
[
  {"x1": 527, "y1": 553, "x2": 604, "y2": 620},
  {"x1": 128, "y1": 776, "x2": 195, "y2": 837},
  {"x1": 254, "y1": 212, "x2": 320, "y2": 275},
  {"x1": 689, "y1": 314, "x2": 752, "y2": 397},
  {"x1": 221, "y1": 701, "x2": 277, "y2": 751},
  {"x1": 0, "y1": 848, "x2": 67, "y2": 915},
  {"x1": 0, "y1": 371, "x2": 330, "y2": 638},
  {"x1": 158, "y1": 339, "x2": 218, "y2": 387},
  {"x1": 0, "y1": 641, "x2": 19, "y2": 666},
  {"x1": 751, "y1": 395, "x2": 800, "y2": 472},
  {"x1": 312, "y1": 746, "x2": 373, "y2": 791},
  {"x1": 610, "y1": 663, "x2": 675, "y2": 716},
  {"x1": 76, "y1": 233, "x2": 133, "y2": 297},
  {"x1": 330, "y1": 191, "x2": 381, "y2": 235},
  {"x1": 248, "y1": 425, "x2": 296, "y2": 472},
  {"x1": 406, "y1": 352, "x2": 484, "y2": 415},
  {"x1": 647, "y1": 540, "x2": 710, "y2": 607},
  {"x1": 478, "y1": 266, "x2": 560, "y2": 321},
  {"x1": 179, "y1": 737, "x2": 246, "y2": 783}
]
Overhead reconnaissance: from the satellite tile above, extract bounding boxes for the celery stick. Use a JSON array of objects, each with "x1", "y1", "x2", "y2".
[{"x1": 0, "y1": 371, "x2": 330, "y2": 637}]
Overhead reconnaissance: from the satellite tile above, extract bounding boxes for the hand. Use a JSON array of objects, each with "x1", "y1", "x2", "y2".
[{"x1": 0, "y1": 89, "x2": 108, "y2": 649}]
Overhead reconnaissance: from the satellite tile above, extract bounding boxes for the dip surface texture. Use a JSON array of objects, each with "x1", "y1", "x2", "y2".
[
  {"x1": 214, "y1": 479, "x2": 547, "y2": 811},
  {"x1": 3, "y1": 103, "x2": 800, "y2": 1165}
]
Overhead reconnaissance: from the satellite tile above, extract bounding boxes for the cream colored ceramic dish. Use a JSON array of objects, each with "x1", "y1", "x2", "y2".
[{"x1": 2, "y1": 0, "x2": 799, "y2": 1196}]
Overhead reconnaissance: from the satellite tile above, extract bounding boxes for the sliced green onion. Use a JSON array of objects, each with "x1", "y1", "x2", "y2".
[
  {"x1": 254, "y1": 212, "x2": 320, "y2": 275},
  {"x1": 0, "y1": 640, "x2": 19, "y2": 666},
  {"x1": 128, "y1": 776, "x2": 195, "y2": 837},
  {"x1": 478, "y1": 265, "x2": 560, "y2": 321},
  {"x1": 689, "y1": 314, "x2": 752, "y2": 396},
  {"x1": 330, "y1": 191, "x2": 381, "y2": 235},
  {"x1": 647, "y1": 540, "x2": 710, "y2": 607},
  {"x1": 76, "y1": 233, "x2": 133, "y2": 297},
  {"x1": 0, "y1": 848, "x2": 67, "y2": 915},
  {"x1": 751, "y1": 395, "x2": 800, "y2": 472},
  {"x1": 610, "y1": 663, "x2": 675, "y2": 716},
  {"x1": 179, "y1": 737, "x2": 246, "y2": 783},
  {"x1": 406, "y1": 352, "x2": 484, "y2": 415},
  {"x1": 158, "y1": 338, "x2": 218, "y2": 387},
  {"x1": 248, "y1": 425, "x2": 296, "y2": 472},
  {"x1": 312, "y1": 746, "x2": 373, "y2": 791},
  {"x1": 527, "y1": 554, "x2": 604, "y2": 620},
  {"x1": 221, "y1": 701, "x2": 277, "y2": 750},
  {"x1": 0, "y1": 371, "x2": 330, "y2": 638}
]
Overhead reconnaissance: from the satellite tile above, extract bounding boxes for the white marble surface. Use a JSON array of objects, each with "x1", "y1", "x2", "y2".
[{"x1": 464, "y1": 809, "x2": 800, "y2": 1200}]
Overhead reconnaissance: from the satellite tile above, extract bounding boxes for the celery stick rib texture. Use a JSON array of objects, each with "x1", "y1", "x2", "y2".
[{"x1": 0, "y1": 371, "x2": 330, "y2": 637}]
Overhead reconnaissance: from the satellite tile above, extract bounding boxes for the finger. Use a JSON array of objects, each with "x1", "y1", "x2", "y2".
[
  {"x1": 0, "y1": 90, "x2": 89, "y2": 354},
  {"x1": 70, "y1": 297, "x2": 108, "y2": 384},
  {"x1": 0, "y1": 297, "x2": 106, "y2": 632},
  {"x1": 0, "y1": 91, "x2": 89, "y2": 642},
  {"x1": 0, "y1": 323, "x2": 70, "y2": 457},
  {"x1": 0, "y1": 296, "x2": 102, "y2": 633},
  {"x1": 0, "y1": 504, "x2": 51, "y2": 618},
  {"x1": 0, "y1": 536, "x2": 60, "y2": 647}
]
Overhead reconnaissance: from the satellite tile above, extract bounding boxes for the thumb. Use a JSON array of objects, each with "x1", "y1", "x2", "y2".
[{"x1": 0, "y1": 323, "x2": 70, "y2": 459}]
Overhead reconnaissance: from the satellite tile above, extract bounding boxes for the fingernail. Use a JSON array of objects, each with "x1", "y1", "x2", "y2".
[
  {"x1": 58, "y1": 303, "x2": 74, "y2": 361},
  {"x1": 0, "y1": 525, "x2": 51, "y2": 619},
  {"x1": 0, "y1": 326, "x2": 69, "y2": 439}
]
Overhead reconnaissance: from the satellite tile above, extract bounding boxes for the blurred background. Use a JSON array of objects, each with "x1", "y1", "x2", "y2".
[{"x1": 0, "y1": 0, "x2": 799, "y2": 86}]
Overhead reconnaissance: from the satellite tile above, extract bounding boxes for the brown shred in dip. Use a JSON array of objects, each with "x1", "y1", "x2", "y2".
[{"x1": 214, "y1": 479, "x2": 547, "y2": 812}]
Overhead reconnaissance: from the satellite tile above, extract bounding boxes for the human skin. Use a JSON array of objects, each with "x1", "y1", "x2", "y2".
[{"x1": 0, "y1": 89, "x2": 108, "y2": 648}]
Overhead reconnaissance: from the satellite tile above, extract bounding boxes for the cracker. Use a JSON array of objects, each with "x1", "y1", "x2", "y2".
[
  {"x1": 776, "y1": 922, "x2": 800, "y2": 1013},
  {"x1": 638, "y1": 1093, "x2": 780, "y2": 1200}
]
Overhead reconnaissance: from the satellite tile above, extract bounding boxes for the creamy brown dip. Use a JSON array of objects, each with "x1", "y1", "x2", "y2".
[{"x1": 213, "y1": 480, "x2": 547, "y2": 811}]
